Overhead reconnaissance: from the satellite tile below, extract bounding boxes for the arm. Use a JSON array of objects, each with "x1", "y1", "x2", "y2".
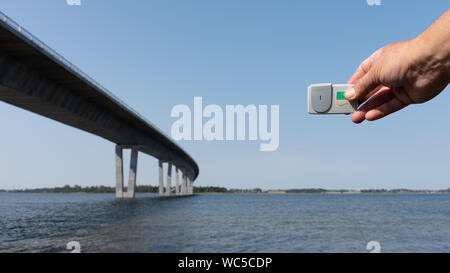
[{"x1": 345, "y1": 9, "x2": 450, "y2": 123}]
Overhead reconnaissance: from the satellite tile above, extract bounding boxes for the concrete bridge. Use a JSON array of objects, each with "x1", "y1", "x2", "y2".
[{"x1": 0, "y1": 11, "x2": 198, "y2": 198}]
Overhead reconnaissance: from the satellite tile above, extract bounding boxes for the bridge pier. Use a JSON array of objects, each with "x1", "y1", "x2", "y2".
[
  {"x1": 158, "y1": 160, "x2": 164, "y2": 196},
  {"x1": 186, "y1": 176, "x2": 190, "y2": 195},
  {"x1": 180, "y1": 173, "x2": 186, "y2": 196},
  {"x1": 175, "y1": 167, "x2": 180, "y2": 196},
  {"x1": 115, "y1": 145, "x2": 138, "y2": 198},
  {"x1": 185, "y1": 173, "x2": 190, "y2": 195},
  {"x1": 125, "y1": 148, "x2": 138, "y2": 198},
  {"x1": 188, "y1": 177, "x2": 193, "y2": 195},
  {"x1": 115, "y1": 146, "x2": 193, "y2": 199},
  {"x1": 115, "y1": 145, "x2": 124, "y2": 198},
  {"x1": 182, "y1": 173, "x2": 193, "y2": 196},
  {"x1": 165, "y1": 163, "x2": 172, "y2": 196}
]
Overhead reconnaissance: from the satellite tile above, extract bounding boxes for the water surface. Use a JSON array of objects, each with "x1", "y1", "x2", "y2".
[{"x1": 0, "y1": 193, "x2": 449, "y2": 252}]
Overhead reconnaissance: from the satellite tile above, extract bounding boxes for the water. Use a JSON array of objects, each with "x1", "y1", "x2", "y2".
[{"x1": 0, "y1": 193, "x2": 449, "y2": 253}]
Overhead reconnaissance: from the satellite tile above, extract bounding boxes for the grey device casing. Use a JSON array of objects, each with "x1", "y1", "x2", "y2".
[{"x1": 307, "y1": 83, "x2": 358, "y2": 114}]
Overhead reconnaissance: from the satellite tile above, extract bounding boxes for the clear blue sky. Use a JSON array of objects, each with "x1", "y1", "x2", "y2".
[{"x1": 0, "y1": 0, "x2": 449, "y2": 190}]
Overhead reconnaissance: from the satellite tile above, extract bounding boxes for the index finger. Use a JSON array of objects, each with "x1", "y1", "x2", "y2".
[{"x1": 347, "y1": 48, "x2": 382, "y2": 84}]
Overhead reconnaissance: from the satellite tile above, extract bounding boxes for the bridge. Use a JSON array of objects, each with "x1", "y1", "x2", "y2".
[{"x1": 0, "y1": 11, "x2": 199, "y2": 198}]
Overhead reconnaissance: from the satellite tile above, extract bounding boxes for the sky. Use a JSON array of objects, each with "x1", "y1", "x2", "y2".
[{"x1": 0, "y1": 0, "x2": 449, "y2": 190}]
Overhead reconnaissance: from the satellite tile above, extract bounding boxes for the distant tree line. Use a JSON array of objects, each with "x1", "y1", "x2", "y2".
[
  {"x1": 1, "y1": 186, "x2": 450, "y2": 194},
  {"x1": 360, "y1": 189, "x2": 450, "y2": 193},
  {"x1": 285, "y1": 188, "x2": 328, "y2": 194},
  {"x1": 193, "y1": 187, "x2": 263, "y2": 193},
  {"x1": 2, "y1": 184, "x2": 159, "y2": 194}
]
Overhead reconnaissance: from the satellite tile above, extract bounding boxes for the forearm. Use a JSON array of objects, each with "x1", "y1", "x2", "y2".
[{"x1": 413, "y1": 9, "x2": 450, "y2": 80}]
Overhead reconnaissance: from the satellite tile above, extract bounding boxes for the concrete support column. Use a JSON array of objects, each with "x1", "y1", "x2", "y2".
[
  {"x1": 175, "y1": 167, "x2": 180, "y2": 196},
  {"x1": 183, "y1": 173, "x2": 188, "y2": 196},
  {"x1": 188, "y1": 177, "x2": 193, "y2": 195},
  {"x1": 180, "y1": 173, "x2": 186, "y2": 196},
  {"x1": 125, "y1": 148, "x2": 138, "y2": 198},
  {"x1": 115, "y1": 145, "x2": 124, "y2": 198},
  {"x1": 165, "y1": 163, "x2": 172, "y2": 196},
  {"x1": 158, "y1": 160, "x2": 164, "y2": 196},
  {"x1": 186, "y1": 176, "x2": 190, "y2": 195}
]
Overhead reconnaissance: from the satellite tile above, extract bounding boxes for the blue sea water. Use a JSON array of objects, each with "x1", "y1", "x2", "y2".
[{"x1": 0, "y1": 193, "x2": 449, "y2": 253}]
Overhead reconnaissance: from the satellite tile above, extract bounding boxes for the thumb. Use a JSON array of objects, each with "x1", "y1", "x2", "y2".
[{"x1": 345, "y1": 66, "x2": 381, "y2": 102}]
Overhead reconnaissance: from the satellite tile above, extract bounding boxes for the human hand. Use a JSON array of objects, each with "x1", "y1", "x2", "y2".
[{"x1": 345, "y1": 9, "x2": 450, "y2": 124}]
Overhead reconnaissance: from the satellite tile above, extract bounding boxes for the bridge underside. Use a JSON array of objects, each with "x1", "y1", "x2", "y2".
[{"x1": 0, "y1": 50, "x2": 197, "y2": 182}]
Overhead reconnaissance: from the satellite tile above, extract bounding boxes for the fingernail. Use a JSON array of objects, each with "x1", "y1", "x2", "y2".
[{"x1": 345, "y1": 88, "x2": 355, "y2": 100}]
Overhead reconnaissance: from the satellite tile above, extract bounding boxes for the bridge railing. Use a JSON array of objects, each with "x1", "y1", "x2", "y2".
[{"x1": 0, "y1": 11, "x2": 170, "y2": 140}]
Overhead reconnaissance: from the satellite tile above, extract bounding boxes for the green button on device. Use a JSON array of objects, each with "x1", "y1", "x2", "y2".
[{"x1": 336, "y1": 91, "x2": 346, "y2": 100}]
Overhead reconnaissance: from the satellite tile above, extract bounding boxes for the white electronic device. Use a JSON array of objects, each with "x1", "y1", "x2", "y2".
[{"x1": 308, "y1": 83, "x2": 358, "y2": 114}]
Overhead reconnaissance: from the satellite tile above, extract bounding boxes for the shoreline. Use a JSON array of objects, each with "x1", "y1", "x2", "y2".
[
  {"x1": 1, "y1": 185, "x2": 449, "y2": 195},
  {"x1": 1, "y1": 191, "x2": 448, "y2": 195}
]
